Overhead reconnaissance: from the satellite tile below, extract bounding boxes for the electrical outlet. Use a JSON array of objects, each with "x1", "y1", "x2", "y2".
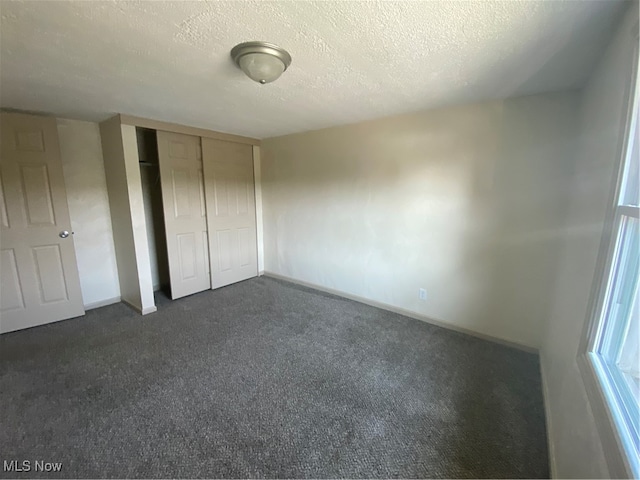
[{"x1": 419, "y1": 288, "x2": 427, "y2": 301}]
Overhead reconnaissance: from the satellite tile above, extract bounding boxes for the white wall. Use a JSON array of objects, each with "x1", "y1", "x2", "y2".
[
  {"x1": 540, "y1": 4, "x2": 638, "y2": 478},
  {"x1": 57, "y1": 118, "x2": 120, "y2": 308},
  {"x1": 262, "y1": 92, "x2": 579, "y2": 349}
]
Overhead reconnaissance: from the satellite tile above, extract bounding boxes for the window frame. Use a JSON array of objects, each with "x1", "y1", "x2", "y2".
[{"x1": 578, "y1": 25, "x2": 640, "y2": 479}]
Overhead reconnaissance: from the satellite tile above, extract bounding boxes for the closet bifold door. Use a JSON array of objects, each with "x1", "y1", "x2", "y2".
[
  {"x1": 156, "y1": 131, "x2": 211, "y2": 299},
  {"x1": 202, "y1": 138, "x2": 258, "y2": 289}
]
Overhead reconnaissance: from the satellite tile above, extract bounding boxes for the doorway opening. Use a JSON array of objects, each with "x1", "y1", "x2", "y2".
[{"x1": 136, "y1": 127, "x2": 171, "y2": 297}]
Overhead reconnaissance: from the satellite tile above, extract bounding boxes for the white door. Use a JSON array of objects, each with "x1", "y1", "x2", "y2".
[
  {"x1": 157, "y1": 131, "x2": 211, "y2": 299},
  {"x1": 202, "y1": 138, "x2": 258, "y2": 289},
  {"x1": 0, "y1": 113, "x2": 84, "y2": 333}
]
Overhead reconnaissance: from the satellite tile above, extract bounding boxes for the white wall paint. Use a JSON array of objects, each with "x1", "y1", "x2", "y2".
[
  {"x1": 262, "y1": 92, "x2": 579, "y2": 349},
  {"x1": 57, "y1": 118, "x2": 120, "y2": 308},
  {"x1": 540, "y1": 4, "x2": 638, "y2": 478}
]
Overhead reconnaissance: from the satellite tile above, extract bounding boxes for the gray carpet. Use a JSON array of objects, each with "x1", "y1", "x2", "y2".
[{"x1": 0, "y1": 276, "x2": 549, "y2": 478}]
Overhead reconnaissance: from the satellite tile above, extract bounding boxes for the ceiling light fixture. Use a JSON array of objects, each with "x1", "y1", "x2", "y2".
[{"x1": 230, "y1": 41, "x2": 292, "y2": 85}]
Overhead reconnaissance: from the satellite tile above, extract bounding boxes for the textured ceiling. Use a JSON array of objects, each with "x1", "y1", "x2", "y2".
[{"x1": 0, "y1": 0, "x2": 628, "y2": 138}]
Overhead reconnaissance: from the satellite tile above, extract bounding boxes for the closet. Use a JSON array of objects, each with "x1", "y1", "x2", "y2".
[
  {"x1": 100, "y1": 115, "x2": 260, "y2": 314},
  {"x1": 136, "y1": 128, "x2": 170, "y2": 296}
]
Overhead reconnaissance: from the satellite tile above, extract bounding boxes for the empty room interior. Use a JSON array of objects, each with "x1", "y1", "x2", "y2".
[{"x1": 1, "y1": 0, "x2": 639, "y2": 478}]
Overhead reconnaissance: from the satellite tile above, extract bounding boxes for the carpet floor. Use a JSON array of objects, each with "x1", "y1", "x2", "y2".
[{"x1": 0, "y1": 276, "x2": 549, "y2": 478}]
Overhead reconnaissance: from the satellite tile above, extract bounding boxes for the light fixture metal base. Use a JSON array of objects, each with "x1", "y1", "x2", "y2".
[{"x1": 230, "y1": 41, "x2": 292, "y2": 71}]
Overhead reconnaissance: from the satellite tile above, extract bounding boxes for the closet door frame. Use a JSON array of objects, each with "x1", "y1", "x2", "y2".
[{"x1": 103, "y1": 114, "x2": 261, "y2": 314}]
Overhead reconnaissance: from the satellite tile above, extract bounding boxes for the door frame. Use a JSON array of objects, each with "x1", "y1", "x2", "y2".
[{"x1": 101, "y1": 114, "x2": 262, "y2": 314}]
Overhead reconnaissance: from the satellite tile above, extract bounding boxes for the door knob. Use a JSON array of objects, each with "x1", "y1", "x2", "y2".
[{"x1": 59, "y1": 230, "x2": 70, "y2": 238}]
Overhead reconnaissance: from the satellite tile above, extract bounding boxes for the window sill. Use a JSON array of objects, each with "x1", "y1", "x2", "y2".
[{"x1": 579, "y1": 351, "x2": 639, "y2": 478}]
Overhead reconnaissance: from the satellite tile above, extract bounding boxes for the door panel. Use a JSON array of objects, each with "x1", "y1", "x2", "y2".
[
  {"x1": 202, "y1": 138, "x2": 258, "y2": 289},
  {"x1": 0, "y1": 174, "x2": 9, "y2": 228},
  {"x1": 214, "y1": 178, "x2": 229, "y2": 216},
  {"x1": 217, "y1": 230, "x2": 232, "y2": 272},
  {"x1": 238, "y1": 228, "x2": 250, "y2": 266},
  {"x1": 171, "y1": 168, "x2": 191, "y2": 218},
  {"x1": 237, "y1": 181, "x2": 249, "y2": 215},
  {"x1": 1, "y1": 249, "x2": 24, "y2": 311},
  {"x1": 203, "y1": 231, "x2": 210, "y2": 277},
  {"x1": 32, "y1": 244, "x2": 69, "y2": 303},
  {"x1": 15, "y1": 129, "x2": 45, "y2": 151},
  {"x1": 21, "y1": 164, "x2": 56, "y2": 225},
  {"x1": 177, "y1": 232, "x2": 197, "y2": 280},
  {"x1": 157, "y1": 131, "x2": 210, "y2": 299},
  {"x1": 198, "y1": 171, "x2": 206, "y2": 217},
  {"x1": 0, "y1": 113, "x2": 84, "y2": 333}
]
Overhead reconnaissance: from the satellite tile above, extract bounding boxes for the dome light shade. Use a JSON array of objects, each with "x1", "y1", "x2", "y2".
[
  {"x1": 231, "y1": 42, "x2": 292, "y2": 84},
  {"x1": 238, "y1": 53, "x2": 285, "y2": 84}
]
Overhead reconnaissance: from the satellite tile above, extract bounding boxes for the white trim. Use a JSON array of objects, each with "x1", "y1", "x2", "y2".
[
  {"x1": 84, "y1": 296, "x2": 121, "y2": 310},
  {"x1": 578, "y1": 353, "x2": 634, "y2": 478},
  {"x1": 540, "y1": 356, "x2": 558, "y2": 479},
  {"x1": 141, "y1": 305, "x2": 157, "y2": 315},
  {"x1": 253, "y1": 145, "x2": 265, "y2": 273},
  {"x1": 122, "y1": 298, "x2": 157, "y2": 315},
  {"x1": 118, "y1": 114, "x2": 260, "y2": 146},
  {"x1": 263, "y1": 271, "x2": 538, "y2": 353},
  {"x1": 576, "y1": 23, "x2": 640, "y2": 477},
  {"x1": 579, "y1": 41, "x2": 639, "y2": 359},
  {"x1": 618, "y1": 205, "x2": 640, "y2": 218}
]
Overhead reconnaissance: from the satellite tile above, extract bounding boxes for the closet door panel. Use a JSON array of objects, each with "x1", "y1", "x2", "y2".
[
  {"x1": 202, "y1": 138, "x2": 258, "y2": 289},
  {"x1": 157, "y1": 131, "x2": 210, "y2": 299}
]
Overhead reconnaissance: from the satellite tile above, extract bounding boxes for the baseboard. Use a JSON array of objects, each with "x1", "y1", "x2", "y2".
[
  {"x1": 84, "y1": 296, "x2": 121, "y2": 310},
  {"x1": 540, "y1": 356, "x2": 558, "y2": 478},
  {"x1": 263, "y1": 271, "x2": 538, "y2": 354},
  {"x1": 121, "y1": 298, "x2": 156, "y2": 315}
]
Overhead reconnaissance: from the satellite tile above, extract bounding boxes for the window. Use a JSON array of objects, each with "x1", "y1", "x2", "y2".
[{"x1": 583, "y1": 44, "x2": 640, "y2": 477}]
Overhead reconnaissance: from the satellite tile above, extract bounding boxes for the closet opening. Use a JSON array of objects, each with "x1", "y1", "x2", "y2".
[{"x1": 136, "y1": 127, "x2": 171, "y2": 298}]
